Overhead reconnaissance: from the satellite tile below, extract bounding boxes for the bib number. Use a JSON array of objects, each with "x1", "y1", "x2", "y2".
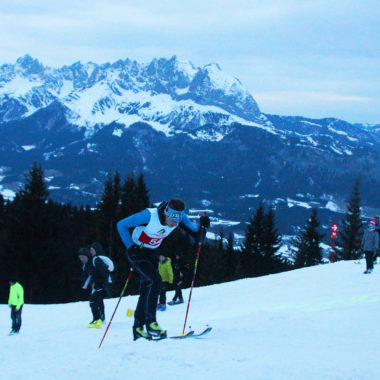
[{"x1": 138, "y1": 231, "x2": 164, "y2": 247}]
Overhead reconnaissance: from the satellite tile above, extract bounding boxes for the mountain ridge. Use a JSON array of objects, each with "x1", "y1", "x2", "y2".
[{"x1": 0, "y1": 55, "x2": 379, "y2": 238}]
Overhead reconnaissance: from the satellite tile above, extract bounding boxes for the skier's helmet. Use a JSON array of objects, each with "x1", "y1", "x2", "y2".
[{"x1": 164, "y1": 199, "x2": 185, "y2": 222}]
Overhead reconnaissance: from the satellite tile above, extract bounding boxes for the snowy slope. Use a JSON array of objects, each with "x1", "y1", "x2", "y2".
[{"x1": 2, "y1": 260, "x2": 380, "y2": 380}]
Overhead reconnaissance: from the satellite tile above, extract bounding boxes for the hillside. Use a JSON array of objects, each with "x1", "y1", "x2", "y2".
[{"x1": 2, "y1": 260, "x2": 380, "y2": 380}]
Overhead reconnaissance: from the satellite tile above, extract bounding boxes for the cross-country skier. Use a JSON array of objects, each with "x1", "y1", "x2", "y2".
[
  {"x1": 117, "y1": 199, "x2": 210, "y2": 340},
  {"x1": 8, "y1": 277, "x2": 24, "y2": 335}
]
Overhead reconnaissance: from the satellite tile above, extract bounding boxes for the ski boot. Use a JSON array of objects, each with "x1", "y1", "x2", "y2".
[
  {"x1": 146, "y1": 321, "x2": 167, "y2": 340},
  {"x1": 87, "y1": 319, "x2": 102, "y2": 328},
  {"x1": 157, "y1": 304, "x2": 166, "y2": 311},
  {"x1": 168, "y1": 298, "x2": 183, "y2": 305},
  {"x1": 133, "y1": 326, "x2": 151, "y2": 341}
]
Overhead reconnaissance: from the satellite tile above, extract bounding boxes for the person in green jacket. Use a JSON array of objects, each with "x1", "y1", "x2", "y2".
[
  {"x1": 157, "y1": 255, "x2": 173, "y2": 311},
  {"x1": 8, "y1": 277, "x2": 24, "y2": 335}
]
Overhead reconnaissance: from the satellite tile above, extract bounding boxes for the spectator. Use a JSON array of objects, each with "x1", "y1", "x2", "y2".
[
  {"x1": 361, "y1": 220, "x2": 379, "y2": 274},
  {"x1": 8, "y1": 277, "x2": 24, "y2": 335},
  {"x1": 78, "y1": 244, "x2": 109, "y2": 328},
  {"x1": 168, "y1": 254, "x2": 188, "y2": 305},
  {"x1": 157, "y1": 254, "x2": 174, "y2": 311},
  {"x1": 87, "y1": 242, "x2": 109, "y2": 327},
  {"x1": 373, "y1": 216, "x2": 380, "y2": 262}
]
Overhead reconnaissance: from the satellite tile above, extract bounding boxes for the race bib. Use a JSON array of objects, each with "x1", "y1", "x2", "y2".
[{"x1": 138, "y1": 231, "x2": 164, "y2": 247}]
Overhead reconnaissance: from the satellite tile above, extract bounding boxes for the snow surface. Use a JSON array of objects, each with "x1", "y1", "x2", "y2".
[
  {"x1": 0, "y1": 187, "x2": 15, "y2": 200},
  {"x1": 0, "y1": 75, "x2": 43, "y2": 96},
  {"x1": 2, "y1": 261, "x2": 380, "y2": 380},
  {"x1": 21, "y1": 145, "x2": 36, "y2": 151},
  {"x1": 286, "y1": 198, "x2": 312, "y2": 209},
  {"x1": 325, "y1": 201, "x2": 340, "y2": 212},
  {"x1": 64, "y1": 85, "x2": 259, "y2": 138}
]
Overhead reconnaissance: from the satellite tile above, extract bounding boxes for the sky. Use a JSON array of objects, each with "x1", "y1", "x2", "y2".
[
  {"x1": 2, "y1": 260, "x2": 380, "y2": 379},
  {"x1": 0, "y1": 0, "x2": 379, "y2": 124}
]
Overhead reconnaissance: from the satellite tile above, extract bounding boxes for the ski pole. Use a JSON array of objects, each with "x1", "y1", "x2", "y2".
[
  {"x1": 181, "y1": 223, "x2": 207, "y2": 335},
  {"x1": 98, "y1": 269, "x2": 133, "y2": 349}
]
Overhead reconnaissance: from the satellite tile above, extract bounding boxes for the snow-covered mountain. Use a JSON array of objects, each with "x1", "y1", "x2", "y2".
[
  {"x1": 0, "y1": 55, "x2": 260, "y2": 139},
  {"x1": 0, "y1": 55, "x2": 379, "y2": 238}
]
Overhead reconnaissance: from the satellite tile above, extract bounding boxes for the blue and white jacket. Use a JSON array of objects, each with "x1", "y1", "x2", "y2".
[{"x1": 117, "y1": 202, "x2": 198, "y2": 250}]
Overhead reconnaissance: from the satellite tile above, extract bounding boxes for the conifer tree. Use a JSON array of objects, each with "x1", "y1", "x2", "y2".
[
  {"x1": 292, "y1": 208, "x2": 324, "y2": 268},
  {"x1": 19, "y1": 162, "x2": 50, "y2": 203},
  {"x1": 0, "y1": 194, "x2": 6, "y2": 302},
  {"x1": 242, "y1": 202, "x2": 265, "y2": 277},
  {"x1": 339, "y1": 179, "x2": 363, "y2": 260},
  {"x1": 135, "y1": 173, "x2": 150, "y2": 212},
  {"x1": 120, "y1": 174, "x2": 137, "y2": 218},
  {"x1": 222, "y1": 233, "x2": 239, "y2": 282},
  {"x1": 0, "y1": 193, "x2": 4, "y2": 226},
  {"x1": 260, "y1": 206, "x2": 282, "y2": 273},
  {"x1": 96, "y1": 172, "x2": 121, "y2": 259},
  {"x1": 211, "y1": 229, "x2": 231, "y2": 283},
  {"x1": 5, "y1": 162, "x2": 51, "y2": 303}
]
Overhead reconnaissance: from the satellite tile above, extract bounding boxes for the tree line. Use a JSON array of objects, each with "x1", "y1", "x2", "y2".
[{"x1": 0, "y1": 163, "x2": 366, "y2": 304}]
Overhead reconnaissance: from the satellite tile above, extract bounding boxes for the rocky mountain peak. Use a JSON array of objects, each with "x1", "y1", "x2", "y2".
[{"x1": 0, "y1": 55, "x2": 261, "y2": 132}]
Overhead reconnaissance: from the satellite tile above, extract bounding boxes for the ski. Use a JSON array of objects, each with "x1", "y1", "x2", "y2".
[
  {"x1": 191, "y1": 326, "x2": 212, "y2": 338},
  {"x1": 170, "y1": 327, "x2": 212, "y2": 339},
  {"x1": 169, "y1": 330, "x2": 195, "y2": 339}
]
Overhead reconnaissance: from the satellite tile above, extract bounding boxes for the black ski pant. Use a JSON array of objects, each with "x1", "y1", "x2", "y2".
[
  {"x1": 90, "y1": 288, "x2": 105, "y2": 321},
  {"x1": 127, "y1": 248, "x2": 161, "y2": 327},
  {"x1": 10, "y1": 305, "x2": 22, "y2": 332},
  {"x1": 364, "y1": 250, "x2": 374, "y2": 270},
  {"x1": 173, "y1": 278, "x2": 184, "y2": 301},
  {"x1": 159, "y1": 282, "x2": 170, "y2": 305},
  {"x1": 173, "y1": 273, "x2": 183, "y2": 301},
  {"x1": 373, "y1": 248, "x2": 379, "y2": 262}
]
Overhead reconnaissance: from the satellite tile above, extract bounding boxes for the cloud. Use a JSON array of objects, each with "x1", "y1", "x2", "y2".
[{"x1": 255, "y1": 91, "x2": 371, "y2": 103}]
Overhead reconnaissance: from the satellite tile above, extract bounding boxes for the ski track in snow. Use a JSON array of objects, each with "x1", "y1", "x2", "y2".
[{"x1": 1, "y1": 260, "x2": 380, "y2": 380}]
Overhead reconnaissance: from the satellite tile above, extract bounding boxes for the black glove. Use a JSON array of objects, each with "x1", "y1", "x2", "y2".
[
  {"x1": 127, "y1": 245, "x2": 144, "y2": 260},
  {"x1": 200, "y1": 215, "x2": 210, "y2": 228}
]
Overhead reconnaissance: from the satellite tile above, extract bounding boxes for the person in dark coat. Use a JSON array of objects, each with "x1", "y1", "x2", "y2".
[
  {"x1": 78, "y1": 247, "x2": 92, "y2": 288},
  {"x1": 361, "y1": 220, "x2": 379, "y2": 274},
  {"x1": 88, "y1": 242, "x2": 108, "y2": 327},
  {"x1": 78, "y1": 244, "x2": 108, "y2": 328},
  {"x1": 373, "y1": 216, "x2": 380, "y2": 262},
  {"x1": 168, "y1": 254, "x2": 189, "y2": 305}
]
